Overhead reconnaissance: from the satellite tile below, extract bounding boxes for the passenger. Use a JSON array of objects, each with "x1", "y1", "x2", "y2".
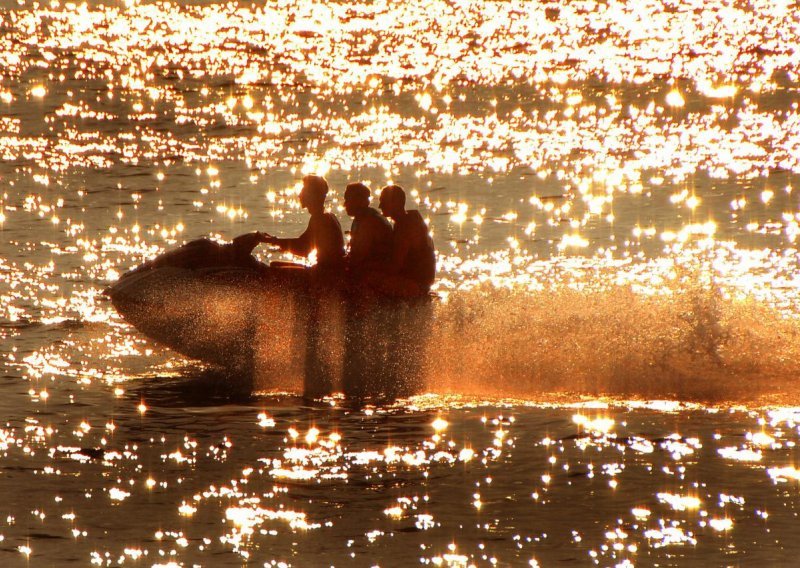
[
  {"x1": 260, "y1": 175, "x2": 345, "y2": 270},
  {"x1": 344, "y1": 184, "x2": 434, "y2": 400},
  {"x1": 340, "y1": 182, "x2": 394, "y2": 399},
  {"x1": 343, "y1": 182, "x2": 393, "y2": 275},
  {"x1": 372, "y1": 184, "x2": 436, "y2": 298}
]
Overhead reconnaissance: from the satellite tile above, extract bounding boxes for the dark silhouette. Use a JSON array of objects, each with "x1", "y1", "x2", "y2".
[
  {"x1": 107, "y1": 176, "x2": 435, "y2": 403},
  {"x1": 362, "y1": 184, "x2": 436, "y2": 298},
  {"x1": 343, "y1": 182, "x2": 394, "y2": 274},
  {"x1": 257, "y1": 175, "x2": 346, "y2": 399},
  {"x1": 260, "y1": 175, "x2": 345, "y2": 270},
  {"x1": 340, "y1": 183, "x2": 436, "y2": 402},
  {"x1": 376, "y1": 185, "x2": 435, "y2": 397},
  {"x1": 341, "y1": 182, "x2": 393, "y2": 400}
]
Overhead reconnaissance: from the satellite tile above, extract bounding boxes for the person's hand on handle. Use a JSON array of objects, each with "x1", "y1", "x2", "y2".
[
  {"x1": 259, "y1": 232, "x2": 278, "y2": 246},
  {"x1": 232, "y1": 231, "x2": 268, "y2": 251}
]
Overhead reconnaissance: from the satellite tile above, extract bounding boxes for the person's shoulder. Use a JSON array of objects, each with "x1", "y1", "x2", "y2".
[
  {"x1": 321, "y1": 211, "x2": 342, "y2": 226},
  {"x1": 407, "y1": 210, "x2": 428, "y2": 227},
  {"x1": 365, "y1": 207, "x2": 392, "y2": 227},
  {"x1": 309, "y1": 212, "x2": 342, "y2": 233}
]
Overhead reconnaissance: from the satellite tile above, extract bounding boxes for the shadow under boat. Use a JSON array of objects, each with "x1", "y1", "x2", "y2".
[{"x1": 131, "y1": 367, "x2": 308, "y2": 408}]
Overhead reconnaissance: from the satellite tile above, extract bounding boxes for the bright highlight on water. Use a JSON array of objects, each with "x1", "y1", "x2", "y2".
[{"x1": 2, "y1": 0, "x2": 800, "y2": 565}]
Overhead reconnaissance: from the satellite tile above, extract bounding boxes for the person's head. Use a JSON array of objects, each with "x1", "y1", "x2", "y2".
[
  {"x1": 343, "y1": 182, "x2": 371, "y2": 217},
  {"x1": 299, "y1": 175, "x2": 329, "y2": 212},
  {"x1": 378, "y1": 184, "x2": 406, "y2": 220}
]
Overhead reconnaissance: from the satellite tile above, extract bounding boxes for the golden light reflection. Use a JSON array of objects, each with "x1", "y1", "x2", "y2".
[
  {"x1": 0, "y1": 1, "x2": 800, "y2": 564},
  {"x1": 656, "y1": 493, "x2": 701, "y2": 511},
  {"x1": 767, "y1": 466, "x2": 800, "y2": 482},
  {"x1": 708, "y1": 518, "x2": 733, "y2": 532},
  {"x1": 573, "y1": 414, "x2": 614, "y2": 434}
]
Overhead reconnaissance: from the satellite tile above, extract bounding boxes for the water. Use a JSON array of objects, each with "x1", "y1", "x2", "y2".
[{"x1": 2, "y1": 0, "x2": 800, "y2": 564}]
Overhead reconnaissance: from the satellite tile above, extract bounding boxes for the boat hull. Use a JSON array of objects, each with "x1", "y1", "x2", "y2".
[{"x1": 106, "y1": 239, "x2": 433, "y2": 399}]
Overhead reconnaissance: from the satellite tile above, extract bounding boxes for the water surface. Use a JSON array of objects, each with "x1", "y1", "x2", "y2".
[{"x1": 2, "y1": 0, "x2": 800, "y2": 564}]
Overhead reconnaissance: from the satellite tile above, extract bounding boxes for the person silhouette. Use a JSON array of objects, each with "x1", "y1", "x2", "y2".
[
  {"x1": 260, "y1": 175, "x2": 345, "y2": 271},
  {"x1": 371, "y1": 184, "x2": 436, "y2": 298},
  {"x1": 258, "y1": 175, "x2": 345, "y2": 399},
  {"x1": 343, "y1": 182, "x2": 393, "y2": 275},
  {"x1": 341, "y1": 184, "x2": 435, "y2": 401}
]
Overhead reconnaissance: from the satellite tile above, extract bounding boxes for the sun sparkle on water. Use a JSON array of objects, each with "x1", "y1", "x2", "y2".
[{"x1": 2, "y1": 0, "x2": 800, "y2": 565}]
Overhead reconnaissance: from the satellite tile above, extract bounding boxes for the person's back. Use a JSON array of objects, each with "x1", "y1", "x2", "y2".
[
  {"x1": 306, "y1": 211, "x2": 345, "y2": 269},
  {"x1": 393, "y1": 209, "x2": 435, "y2": 290},
  {"x1": 374, "y1": 184, "x2": 437, "y2": 297},
  {"x1": 350, "y1": 206, "x2": 393, "y2": 269},
  {"x1": 260, "y1": 175, "x2": 345, "y2": 271}
]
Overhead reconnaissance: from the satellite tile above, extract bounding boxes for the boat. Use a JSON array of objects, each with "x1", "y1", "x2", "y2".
[{"x1": 105, "y1": 237, "x2": 432, "y2": 399}]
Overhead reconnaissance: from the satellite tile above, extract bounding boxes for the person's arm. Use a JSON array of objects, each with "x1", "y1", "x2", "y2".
[
  {"x1": 264, "y1": 217, "x2": 319, "y2": 257},
  {"x1": 232, "y1": 231, "x2": 266, "y2": 253},
  {"x1": 263, "y1": 222, "x2": 315, "y2": 258}
]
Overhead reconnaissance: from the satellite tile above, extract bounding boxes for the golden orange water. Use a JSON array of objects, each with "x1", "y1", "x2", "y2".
[{"x1": 2, "y1": 0, "x2": 800, "y2": 564}]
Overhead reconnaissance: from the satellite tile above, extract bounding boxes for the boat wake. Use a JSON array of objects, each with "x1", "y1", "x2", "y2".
[
  {"x1": 427, "y1": 282, "x2": 800, "y2": 403},
  {"x1": 123, "y1": 279, "x2": 800, "y2": 404}
]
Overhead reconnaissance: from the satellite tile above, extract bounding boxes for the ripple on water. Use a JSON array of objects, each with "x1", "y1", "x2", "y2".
[{"x1": 2, "y1": 0, "x2": 800, "y2": 564}]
